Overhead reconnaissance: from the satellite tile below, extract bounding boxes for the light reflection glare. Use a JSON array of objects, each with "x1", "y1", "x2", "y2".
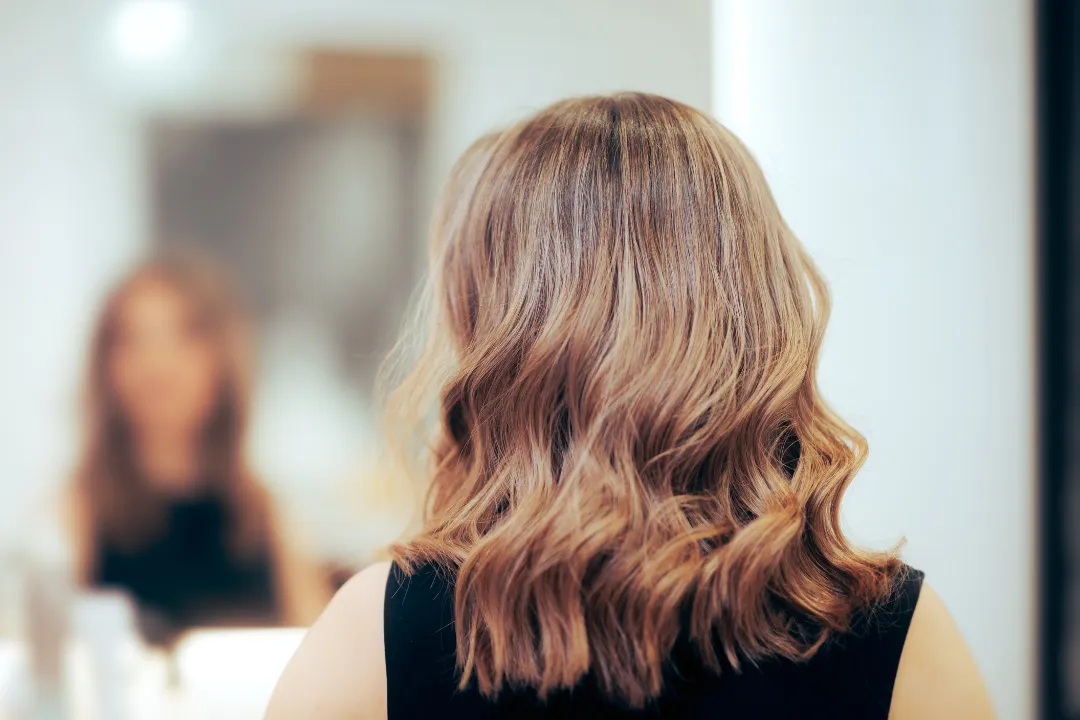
[{"x1": 111, "y1": 0, "x2": 190, "y2": 64}]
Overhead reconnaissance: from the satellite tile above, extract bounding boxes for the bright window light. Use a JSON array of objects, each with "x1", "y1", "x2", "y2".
[{"x1": 111, "y1": 0, "x2": 190, "y2": 64}]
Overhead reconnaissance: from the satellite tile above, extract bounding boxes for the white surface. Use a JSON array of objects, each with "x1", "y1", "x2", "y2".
[
  {"x1": 713, "y1": 1, "x2": 1035, "y2": 717},
  {"x1": 0, "y1": 628, "x2": 303, "y2": 720},
  {"x1": 172, "y1": 628, "x2": 305, "y2": 720},
  {"x1": 0, "y1": 639, "x2": 166, "y2": 720}
]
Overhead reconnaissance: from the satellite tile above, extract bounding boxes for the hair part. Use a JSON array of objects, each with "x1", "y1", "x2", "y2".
[{"x1": 385, "y1": 93, "x2": 900, "y2": 708}]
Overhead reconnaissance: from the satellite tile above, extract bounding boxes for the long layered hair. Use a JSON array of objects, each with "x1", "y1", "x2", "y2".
[
  {"x1": 386, "y1": 94, "x2": 900, "y2": 707},
  {"x1": 73, "y1": 250, "x2": 269, "y2": 567}
]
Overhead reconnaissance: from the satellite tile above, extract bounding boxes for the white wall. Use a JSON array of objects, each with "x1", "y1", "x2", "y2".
[
  {"x1": 713, "y1": 1, "x2": 1036, "y2": 717},
  {"x1": 210, "y1": 0, "x2": 713, "y2": 209},
  {"x1": 0, "y1": 0, "x2": 145, "y2": 543}
]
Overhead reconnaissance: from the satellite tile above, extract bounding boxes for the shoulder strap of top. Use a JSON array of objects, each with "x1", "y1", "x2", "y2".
[
  {"x1": 822, "y1": 565, "x2": 925, "y2": 717},
  {"x1": 383, "y1": 563, "x2": 471, "y2": 718},
  {"x1": 875, "y1": 566, "x2": 925, "y2": 671}
]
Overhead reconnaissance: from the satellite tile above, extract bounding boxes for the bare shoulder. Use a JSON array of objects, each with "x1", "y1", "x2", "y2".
[
  {"x1": 889, "y1": 582, "x2": 995, "y2": 719},
  {"x1": 264, "y1": 561, "x2": 393, "y2": 720}
]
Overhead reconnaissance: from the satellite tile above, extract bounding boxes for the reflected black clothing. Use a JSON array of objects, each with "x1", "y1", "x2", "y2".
[
  {"x1": 384, "y1": 563, "x2": 924, "y2": 719},
  {"x1": 96, "y1": 496, "x2": 276, "y2": 645}
]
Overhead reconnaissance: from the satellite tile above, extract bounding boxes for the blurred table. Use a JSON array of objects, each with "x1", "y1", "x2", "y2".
[
  {"x1": 168, "y1": 628, "x2": 304, "y2": 719},
  {"x1": 0, "y1": 627, "x2": 304, "y2": 719}
]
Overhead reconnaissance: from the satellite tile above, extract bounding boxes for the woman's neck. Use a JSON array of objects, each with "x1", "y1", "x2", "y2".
[{"x1": 133, "y1": 433, "x2": 205, "y2": 497}]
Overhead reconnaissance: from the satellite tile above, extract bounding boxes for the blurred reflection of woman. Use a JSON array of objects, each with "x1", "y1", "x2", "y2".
[{"x1": 68, "y1": 251, "x2": 328, "y2": 644}]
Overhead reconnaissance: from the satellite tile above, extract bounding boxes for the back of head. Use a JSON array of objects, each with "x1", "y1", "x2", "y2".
[{"x1": 388, "y1": 93, "x2": 899, "y2": 707}]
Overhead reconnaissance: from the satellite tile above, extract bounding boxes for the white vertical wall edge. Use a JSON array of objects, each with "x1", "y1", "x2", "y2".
[{"x1": 712, "y1": 1, "x2": 1037, "y2": 717}]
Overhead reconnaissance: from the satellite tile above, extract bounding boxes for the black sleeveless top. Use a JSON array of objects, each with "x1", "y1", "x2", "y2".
[
  {"x1": 384, "y1": 563, "x2": 923, "y2": 719},
  {"x1": 97, "y1": 496, "x2": 277, "y2": 646}
]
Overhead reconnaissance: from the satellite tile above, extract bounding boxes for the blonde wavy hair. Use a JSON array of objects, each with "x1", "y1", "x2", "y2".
[{"x1": 385, "y1": 93, "x2": 900, "y2": 707}]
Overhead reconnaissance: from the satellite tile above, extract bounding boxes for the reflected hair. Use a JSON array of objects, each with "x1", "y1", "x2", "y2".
[{"x1": 384, "y1": 94, "x2": 900, "y2": 707}]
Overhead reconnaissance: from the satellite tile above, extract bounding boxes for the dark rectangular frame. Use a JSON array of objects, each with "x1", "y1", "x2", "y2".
[{"x1": 1037, "y1": 0, "x2": 1073, "y2": 718}]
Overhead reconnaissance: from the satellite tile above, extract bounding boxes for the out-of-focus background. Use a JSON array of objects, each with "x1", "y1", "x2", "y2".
[{"x1": 0, "y1": 0, "x2": 1066, "y2": 717}]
